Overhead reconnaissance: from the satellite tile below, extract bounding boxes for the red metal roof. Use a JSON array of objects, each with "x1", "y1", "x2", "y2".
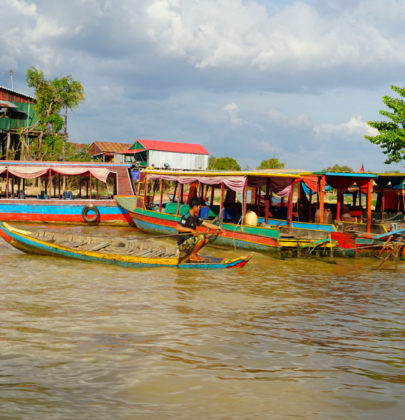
[{"x1": 136, "y1": 139, "x2": 209, "y2": 155}]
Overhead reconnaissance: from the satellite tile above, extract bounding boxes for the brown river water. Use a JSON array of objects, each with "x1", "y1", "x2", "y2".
[{"x1": 0, "y1": 224, "x2": 404, "y2": 419}]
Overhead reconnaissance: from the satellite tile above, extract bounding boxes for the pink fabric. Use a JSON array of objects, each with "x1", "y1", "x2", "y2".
[
  {"x1": 0, "y1": 165, "x2": 112, "y2": 183},
  {"x1": 148, "y1": 174, "x2": 294, "y2": 196},
  {"x1": 147, "y1": 174, "x2": 247, "y2": 194}
]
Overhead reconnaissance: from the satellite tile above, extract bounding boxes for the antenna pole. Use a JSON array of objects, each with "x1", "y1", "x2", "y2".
[{"x1": 9, "y1": 70, "x2": 14, "y2": 90}]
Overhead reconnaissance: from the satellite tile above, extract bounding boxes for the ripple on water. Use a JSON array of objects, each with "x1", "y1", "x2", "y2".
[{"x1": 0, "y1": 225, "x2": 404, "y2": 419}]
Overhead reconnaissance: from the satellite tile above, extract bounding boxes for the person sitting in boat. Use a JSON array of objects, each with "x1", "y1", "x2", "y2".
[{"x1": 176, "y1": 197, "x2": 223, "y2": 262}]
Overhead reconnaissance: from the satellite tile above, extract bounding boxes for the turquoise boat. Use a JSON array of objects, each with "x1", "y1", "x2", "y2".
[{"x1": 0, "y1": 222, "x2": 251, "y2": 269}]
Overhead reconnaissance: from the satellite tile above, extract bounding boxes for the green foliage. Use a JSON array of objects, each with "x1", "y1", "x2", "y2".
[
  {"x1": 257, "y1": 158, "x2": 285, "y2": 169},
  {"x1": 208, "y1": 156, "x2": 241, "y2": 171},
  {"x1": 323, "y1": 164, "x2": 354, "y2": 172},
  {"x1": 365, "y1": 85, "x2": 405, "y2": 164},
  {"x1": 22, "y1": 67, "x2": 84, "y2": 160}
]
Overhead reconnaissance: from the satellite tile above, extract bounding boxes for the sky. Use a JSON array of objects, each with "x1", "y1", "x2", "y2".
[{"x1": 1, "y1": 0, "x2": 405, "y2": 172}]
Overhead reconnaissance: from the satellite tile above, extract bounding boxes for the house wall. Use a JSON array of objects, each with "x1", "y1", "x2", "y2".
[{"x1": 148, "y1": 150, "x2": 208, "y2": 170}]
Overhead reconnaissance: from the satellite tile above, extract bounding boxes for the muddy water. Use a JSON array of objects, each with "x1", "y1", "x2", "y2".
[{"x1": 0, "y1": 224, "x2": 404, "y2": 419}]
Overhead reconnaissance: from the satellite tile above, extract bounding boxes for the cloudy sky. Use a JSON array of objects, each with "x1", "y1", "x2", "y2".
[{"x1": 1, "y1": 0, "x2": 405, "y2": 171}]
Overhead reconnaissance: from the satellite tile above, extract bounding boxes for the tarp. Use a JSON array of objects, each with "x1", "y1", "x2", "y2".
[{"x1": 0, "y1": 165, "x2": 112, "y2": 183}]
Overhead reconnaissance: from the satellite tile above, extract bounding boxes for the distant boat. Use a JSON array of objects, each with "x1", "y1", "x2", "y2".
[
  {"x1": 0, "y1": 160, "x2": 135, "y2": 226},
  {"x1": 0, "y1": 222, "x2": 251, "y2": 269}
]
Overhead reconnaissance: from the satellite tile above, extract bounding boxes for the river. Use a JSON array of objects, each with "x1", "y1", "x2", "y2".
[{"x1": 0, "y1": 224, "x2": 404, "y2": 419}]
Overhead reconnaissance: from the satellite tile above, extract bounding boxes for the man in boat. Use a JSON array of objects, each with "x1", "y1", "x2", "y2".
[{"x1": 176, "y1": 197, "x2": 223, "y2": 262}]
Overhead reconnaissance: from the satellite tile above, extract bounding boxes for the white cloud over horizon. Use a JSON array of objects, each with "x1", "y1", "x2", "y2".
[{"x1": 1, "y1": 0, "x2": 404, "y2": 172}]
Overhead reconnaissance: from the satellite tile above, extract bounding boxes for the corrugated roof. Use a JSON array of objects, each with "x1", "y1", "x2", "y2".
[
  {"x1": 91, "y1": 141, "x2": 132, "y2": 153},
  {"x1": 136, "y1": 139, "x2": 209, "y2": 155},
  {"x1": 0, "y1": 86, "x2": 36, "y2": 101}
]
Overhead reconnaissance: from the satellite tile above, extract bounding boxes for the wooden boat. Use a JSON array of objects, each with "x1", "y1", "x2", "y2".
[
  {"x1": 115, "y1": 169, "x2": 337, "y2": 257},
  {"x1": 0, "y1": 222, "x2": 251, "y2": 269},
  {"x1": 0, "y1": 161, "x2": 135, "y2": 226}
]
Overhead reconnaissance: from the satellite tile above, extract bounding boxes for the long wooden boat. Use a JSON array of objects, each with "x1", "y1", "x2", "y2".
[
  {"x1": 115, "y1": 169, "x2": 337, "y2": 257},
  {"x1": 0, "y1": 222, "x2": 251, "y2": 269},
  {"x1": 0, "y1": 161, "x2": 135, "y2": 226}
]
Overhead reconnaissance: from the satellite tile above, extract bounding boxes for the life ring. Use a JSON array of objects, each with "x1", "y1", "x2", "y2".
[{"x1": 82, "y1": 205, "x2": 100, "y2": 223}]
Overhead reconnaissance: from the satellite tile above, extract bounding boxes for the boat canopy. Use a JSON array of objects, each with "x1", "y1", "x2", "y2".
[
  {"x1": 146, "y1": 173, "x2": 296, "y2": 197},
  {"x1": 312, "y1": 172, "x2": 377, "y2": 191},
  {"x1": 0, "y1": 164, "x2": 112, "y2": 183},
  {"x1": 375, "y1": 174, "x2": 405, "y2": 189}
]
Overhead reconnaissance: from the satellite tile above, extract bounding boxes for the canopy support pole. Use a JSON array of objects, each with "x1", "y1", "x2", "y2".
[
  {"x1": 287, "y1": 180, "x2": 295, "y2": 231},
  {"x1": 89, "y1": 173, "x2": 92, "y2": 200},
  {"x1": 176, "y1": 182, "x2": 181, "y2": 216},
  {"x1": 48, "y1": 171, "x2": 52, "y2": 199},
  {"x1": 381, "y1": 189, "x2": 385, "y2": 221},
  {"x1": 264, "y1": 179, "x2": 270, "y2": 224},
  {"x1": 336, "y1": 189, "x2": 342, "y2": 222},
  {"x1": 319, "y1": 176, "x2": 325, "y2": 223},
  {"x1": 159, "y1": 179, "x2": 164, "y2": 212},
  {"x1": 6, "y1": 169, "x2": 9, "y2": 199},
  {"x1": 367, "y1": 179, "x2": 372, "y2": 233},
  {"x1": 220, "y1": 183, "x2": 225, "y2": 220},
  {"x1": 242, "y1": 179, "x2": 248, "y2": 225}
]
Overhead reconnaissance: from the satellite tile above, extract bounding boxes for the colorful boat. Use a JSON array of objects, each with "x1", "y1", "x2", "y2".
[
  {"x1": 115, "y1": 169, "x2": 337, "y2": 257},
  {"x1": 0, "y1": 160, "x2": 136, "y2": 226},
  {"x1": 0, "y1": 222, "x2": 251, "y2": 269}
]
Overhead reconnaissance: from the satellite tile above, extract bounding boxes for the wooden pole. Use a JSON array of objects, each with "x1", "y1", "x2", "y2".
[
  {"x1": 336, "y1": 189, "x2": 341, "y2": 222},
  {"x1": 219, "y1": 183, "x2": 225, "y2": 220},
  {"x1": 264, "y1": 179, "x2": 270, "y2": 224},
  {"x1": 159, "y1": 178, "x2": 164, "y2": 212},
  {"x1": 6, "y1": 169, "x2": 9, "y2": 199},
  {"x1": 319, "y1": 176, "x2": 325, "y2": 223},
  {"x1": 287, "y1": 180, "x2": 295, "y2": 231},
  {"x1": 381, "y1": 189, "x2": 385, "y2": 221},
  {"x1": 48, "y1": 171, "x2": 52, "y2": 199},
  {"x1": 242, "y1": 179, "x2": 248, "y2": 224},
  {"x1": 210, "y1": 186, "x2": 215, "y2": 206},
  {"x1": 176, "y1": 182, "x2": 181, "y2": 216},
  {"x1": 308, "y1": 190, "x2": 312, "y2": 222},
  {"x1": 366, "y1": 179, "x2": 372, "y2": 233},
  {"x1": 89, "y1": 173, "x2": 92, "y2": 199}
]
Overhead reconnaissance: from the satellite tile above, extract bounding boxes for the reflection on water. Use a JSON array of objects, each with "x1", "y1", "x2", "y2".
[{"x1": 0, "y1": 224, "x2": 404, "y2": 419}]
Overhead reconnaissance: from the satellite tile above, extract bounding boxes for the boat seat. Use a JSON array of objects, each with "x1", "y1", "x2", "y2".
[{"x1": 88, "y1": 242, "x2": 110, "y2": 252}]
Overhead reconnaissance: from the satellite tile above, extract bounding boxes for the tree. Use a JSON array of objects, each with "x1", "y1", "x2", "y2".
[
  {"x1": 365, "y1": 85, "x2": 405, "y2": 164},
  {"x1": 21, "y1": 67, "x2": 84, "y2": 160},
  {"x1": 257, "y1": 158, "x2": 285, "y2": 169},
  {"x1": 208, "y1": 156, "x2": 241, "y2": 171},
  {"x1": 323, "y1": 164, "x2": 353, "y2": 172}
]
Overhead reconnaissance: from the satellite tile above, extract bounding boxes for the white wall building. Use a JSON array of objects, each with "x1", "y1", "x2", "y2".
[{"x1": 116, "y1": 139, "x2": 209, "y2": 170}]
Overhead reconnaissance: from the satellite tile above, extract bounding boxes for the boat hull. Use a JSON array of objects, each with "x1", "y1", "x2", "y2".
[
  {"x1": 0, "y1": 199, "x2": 134, "y2": 226},
  {"x1": 129, "y1": 207, "x2": 336, "y2": 255},
  {"x1": 0, "y1": 222, "x2": 250, "y2": 269}
]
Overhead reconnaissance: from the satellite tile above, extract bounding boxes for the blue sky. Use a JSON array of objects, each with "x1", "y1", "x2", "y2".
[{"x1": 1, "y1": 0, "x2": 405, "y2": 171}]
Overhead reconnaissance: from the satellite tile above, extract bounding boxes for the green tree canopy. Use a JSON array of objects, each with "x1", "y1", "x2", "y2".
[
  {"x1": 323, "y1": 164, "x2": 353, "y2": 172},
  {"x1": 22, "y1": 67, "x2": 84, "y2": 160},
  {"x1": 365, "y1": 85, "x2": 405, "y2": 164},
  {"x1": 208, "y1": 156, "x2": 241, "y2": 171},
  {"x1": 257, "y1": 158, "x2": 285, "y2": 169}
]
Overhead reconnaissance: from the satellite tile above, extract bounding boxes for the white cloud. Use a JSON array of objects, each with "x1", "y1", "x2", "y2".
[
  {"x1": 145, "y1": 0, "x2": 405, "y2": 73},
  {"x1": 315, "y1": 116, "x2": 379, "y2": 137},
  {"x1": 224, "y1": 102, "x2": 244, "y2": 126}
]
